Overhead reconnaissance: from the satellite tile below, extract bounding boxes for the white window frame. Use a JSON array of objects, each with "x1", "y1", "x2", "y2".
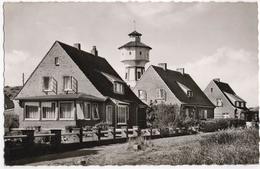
[
  {"x1": 55, "y1": 57, "x2": 59, "y2": 66},
  {"x1": 63, "y1": 76, "x2": 72, "y2": 91},
  {"x1": 204, "y1": 110, "x2": 208, "y2": 119},
  {"x1": 83, "y1": 102, "x2": 91, "y2": 120},
  {"x1": 42, "y1": 76, "x2": 52, "y2": 91},
  {"x1": 216, "y1": 98, "x2": 223, "y2": 107},
  {"x1": 106, "y1": 105, "x2": 113, "y2": 124},
  {"x1": 114, "y1": 82, "x2": 124, "y2": 94},
  {"x1": 92, "y1": 103, "x2": 100, "y2": 120},
  {"x1": 187, "y1": 90, "x2": 193, "y2": 97},
  {"x1": 24, "y1": 103, "x2": 40, "y2": 121},
  {"x1": 41, "y1": 102, "x2": 57, "y2": 120},
  {"x1": 117, "y1": 105, "x2": 129, "y2": 125},
  {"x1": 59, "y1": 101, "x2": 75, "y2": 120},
  {"x1": 138, "y1": 90, "x2": 147, "y2": 100},
  {"x1": 157, "y1": 88, "x2": 166, "y2": 100},
  {"x1": 136, "y1": 68, "x2": 142, "y2": 80},
  {"x1": 63, "y1": 76, "x2": 78, "y2": 93}
]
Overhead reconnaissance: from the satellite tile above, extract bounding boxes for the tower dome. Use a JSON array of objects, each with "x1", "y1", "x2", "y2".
[{"x1": 118, "y1": 30, "x2": 152, "y2": 88}]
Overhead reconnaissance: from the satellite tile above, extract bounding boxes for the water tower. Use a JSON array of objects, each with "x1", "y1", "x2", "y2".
[{"x1": 118, "y1": 30, "x2": 152, "y2": 88}]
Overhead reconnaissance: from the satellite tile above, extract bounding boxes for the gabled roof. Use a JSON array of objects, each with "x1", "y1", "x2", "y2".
[
  {"x1": 151, "y1": 65, "x2": 215, "y2": 107},
  {"x1": 118, "y1": 41, "x2": 152, "y2": 50},
  {"x1": 57, "y1": 41, "x2": 144, "y2": 105},
  {"x1": 213, "y1": 80, "x2": 247, "y2": 108}
]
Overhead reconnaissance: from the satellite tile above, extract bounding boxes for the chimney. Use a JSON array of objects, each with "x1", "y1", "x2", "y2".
[
  {"x1": 158, "y1": 63, "x2": 167, "y2": 71},
  {"x1": 213, "y1": 78, "x2": 220, "y2": 82},
  {"x1": 176, "y1": 68, "x2": 185, "y2": 75},
  {"x1": 91, "y1": 46, "x2": 98, "y2": 56},
  {"x1": 74, "y1": 43, "x2": 81, "y2": 50}
]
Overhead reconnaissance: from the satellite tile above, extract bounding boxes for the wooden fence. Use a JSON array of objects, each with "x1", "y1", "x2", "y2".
[{"x1": 4, "y1": 126, "x2": 190, "y2": 163}]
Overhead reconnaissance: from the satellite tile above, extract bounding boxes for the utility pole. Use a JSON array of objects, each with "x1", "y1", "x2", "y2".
[{"x1": 22, "y1": 73, "x2": 25, "y2": 86}]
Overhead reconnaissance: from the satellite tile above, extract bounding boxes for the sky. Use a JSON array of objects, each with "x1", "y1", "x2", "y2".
[{"x1": 3, "y1": 2, "x2": 258, "y2": 107}]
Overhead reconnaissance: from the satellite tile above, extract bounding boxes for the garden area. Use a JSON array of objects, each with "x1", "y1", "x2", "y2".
[{"x1": 19, "y1": 127, "x2": 259, "y2": 165}]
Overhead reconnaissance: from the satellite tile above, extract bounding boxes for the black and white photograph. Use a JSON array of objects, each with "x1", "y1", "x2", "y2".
[{"x1": 2, "y1": 0, "x2": 259, "y2": 166}]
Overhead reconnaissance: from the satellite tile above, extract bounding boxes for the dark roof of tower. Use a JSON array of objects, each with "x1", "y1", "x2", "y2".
[
  {"x1": 128, "y1": 31, "x2": 142, "y2": 37},
  {"x1": 118, "y1": 41, "x2": 152, "y2": 50}
]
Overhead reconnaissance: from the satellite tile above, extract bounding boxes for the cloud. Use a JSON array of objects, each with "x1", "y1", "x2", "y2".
[
  {"x1": 169, "y1": 47, "x2": 258, "y2": 107},
  {"x1": 4, "y1": 50, "x2": 40, "y2": 86}
]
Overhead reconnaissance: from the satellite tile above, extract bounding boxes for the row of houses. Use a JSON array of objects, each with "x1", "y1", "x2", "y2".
[{"x1": 7, "y1": 30, "x2": 255, "y2": 129}]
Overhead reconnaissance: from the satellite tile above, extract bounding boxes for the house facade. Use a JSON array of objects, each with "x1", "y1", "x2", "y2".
[
  {"x1": 15, "y1": 41, "x2": 146, "y2": 129},
  {"x1": 133, "y1": 64, "x2": 215, "y2": 120},
  {"x1": 204, "y1": 79, "x2": 248, "y2": 119}
]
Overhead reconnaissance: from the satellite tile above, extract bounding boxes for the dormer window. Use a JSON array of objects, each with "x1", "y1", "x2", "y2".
[
  {"x1": 114, "y1": 82, "x2": 124, "y2": 94},
  {"x1": 42, "y1": 76, "x2": 57, "y2": 93},
  {"x1": 55, "y1": 57, "x2": 59, "y2": 66},
  {"x1": 156, "y1": 88, "x2": 166, "y2": 100},
  {"x1": 63, "y1": 76, "x2": 78, "y2": 93},
  {"x1": 187, "y1": 90, "x2": 193, "y2": 97}
]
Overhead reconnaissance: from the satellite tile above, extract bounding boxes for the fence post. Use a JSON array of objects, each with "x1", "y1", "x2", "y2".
[
  {"x1": 50, "y1": 129, "x2": 61, "y2": 145},
  {"x1": 113, "y1": 127, "x2": 116, "y2": 141},
  {"x1": 126, "y1": 125, "x2": 129, "y2": 139},
  {"x1": 98, "y1": 128, "x2": 101, "y2": 143},
  {"x1": 79, "y1": 127, "x2": 83, "y2": 143},
  {"x1": 21, "y1": 129, "x2": 35, "y2": 145},
  {"x1": 150, "y1": 127, "x2": 153, "y2": 139}
]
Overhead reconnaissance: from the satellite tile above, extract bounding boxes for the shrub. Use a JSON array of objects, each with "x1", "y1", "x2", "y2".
[
  {"x1": 199, "y1": 118, "x2": 245, "y2": 132},
  {"x1": 148, "y1": 103, "x2": 184, "y2": 129},
  {"x1": 4, "y1": 114, "x2": 19, "y2": 129}
]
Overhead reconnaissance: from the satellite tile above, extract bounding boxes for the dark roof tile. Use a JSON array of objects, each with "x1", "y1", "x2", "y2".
[{"x1": 152, "y1": 66, "x2": 215, "y2": 107}]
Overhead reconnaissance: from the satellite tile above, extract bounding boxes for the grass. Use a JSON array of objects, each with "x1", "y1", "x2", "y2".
[
  {"x1": 169, "y1": 128, "x2": 259, "y2": 165},
  {"x1": 22, "y1": 128, "x2": 259, "y2": 165}
]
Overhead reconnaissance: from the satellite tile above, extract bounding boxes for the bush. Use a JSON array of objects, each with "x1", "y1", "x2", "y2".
[
  {"x1": 4, "y1": 114, "x2": 19, "y2": 129},
  {"x1": 199, "y1": 118, "x2": 245, "y2": 132}
]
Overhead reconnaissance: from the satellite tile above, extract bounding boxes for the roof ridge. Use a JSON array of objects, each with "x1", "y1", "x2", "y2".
[{"x1": 57, "y1": 40, "x2": 107, "y2": 61}]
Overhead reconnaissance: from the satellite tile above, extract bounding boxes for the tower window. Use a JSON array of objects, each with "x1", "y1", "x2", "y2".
[
  {"x1": 129, "y1": 51, "x2": 131, "y2": 55},
  {"x1": 140, "y1": 51, "x2": 142, "y2": 55},
  {"x1": 125, "y1": 72, "x2": 128, "y2": 80}
]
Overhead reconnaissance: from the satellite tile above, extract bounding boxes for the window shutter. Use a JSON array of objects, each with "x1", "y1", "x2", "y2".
[
  {"x1": 156, "y1": 89, "x2": 160, "y2": 98},
  {"x1": 72, "y1": 76, "x2": 78, "y2": 93},
  {"x1": 163, "y1": 90, "x2": 166, "y2": 101},
  {"x1": 51, "y1": 77, "x2": 57, "y2": 94}
]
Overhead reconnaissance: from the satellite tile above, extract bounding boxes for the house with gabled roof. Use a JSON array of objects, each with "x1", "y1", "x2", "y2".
[
  {"x1": 15, "y1": 41, "x2": 147, "y2": 129},
  {"x1": 204, "y1": 78, "x2": 248, "y2": 119},
  {"x1": 133, "y1": 63, "x2": 215, "y2": 120}
]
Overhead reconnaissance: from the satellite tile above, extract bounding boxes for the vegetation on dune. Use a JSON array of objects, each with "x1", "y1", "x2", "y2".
[{"x1": 169, "y1": 128, "x2": 259, "y2": 165}]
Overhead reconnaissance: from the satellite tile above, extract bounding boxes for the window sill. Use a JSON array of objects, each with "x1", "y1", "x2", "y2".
[
  {"x1": 92, "y1": 118, "x2": 100, "y2": 120},
  {"x1": 42, "y1": 118, "x2": 57, "y2": 121},
  {"x1": 59, "y1": 118, "x2": 74, "y2": 121},
  {"x1": 117, "y1": 123, "x2": 127, "y2": 125},
  {"x1": 24, "y1": 118, "x2": 40, "y2": 121}
]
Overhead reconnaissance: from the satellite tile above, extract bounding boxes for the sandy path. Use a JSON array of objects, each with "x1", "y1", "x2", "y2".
[{"x1": 18, "y1": 133, "x2": 211, "y2": 166}]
